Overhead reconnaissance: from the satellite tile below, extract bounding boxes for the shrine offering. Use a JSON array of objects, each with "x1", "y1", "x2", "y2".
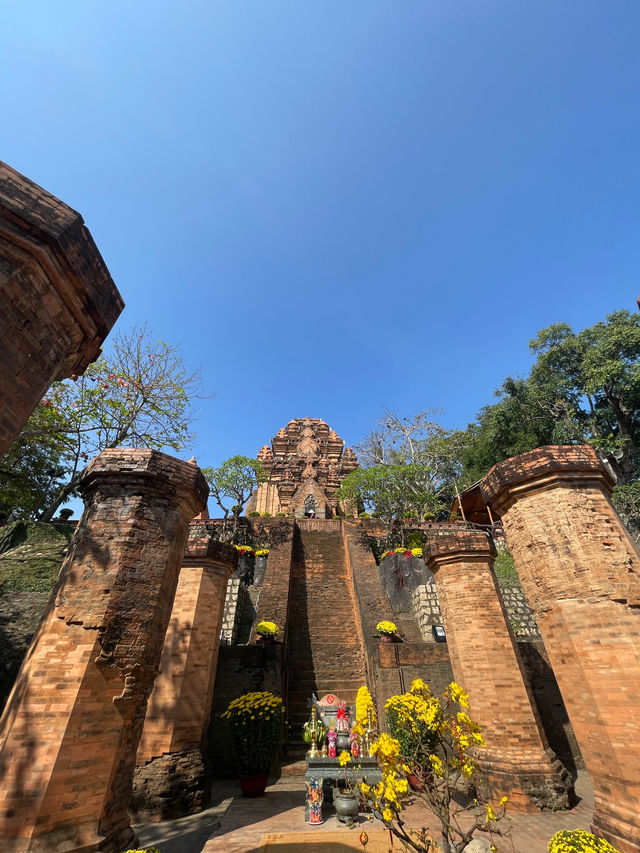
[
  {"x1": 306, "y1": 778, "x2": 324, "y2": 824},
  {"x1": 327, "y1": 727, "x2": 337, "y2": 758}
]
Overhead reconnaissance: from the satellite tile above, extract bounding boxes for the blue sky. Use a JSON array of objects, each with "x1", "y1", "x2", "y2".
[{"x1": 2, "y1": 1, "x2": 639, "y2": 485}]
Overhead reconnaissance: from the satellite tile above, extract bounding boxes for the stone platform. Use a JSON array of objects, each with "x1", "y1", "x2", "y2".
[{"x1": 136, "y1": 769, "x2": 595, "y2": 853}]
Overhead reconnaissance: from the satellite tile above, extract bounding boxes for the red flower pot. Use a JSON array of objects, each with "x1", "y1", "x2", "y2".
[{"x1": 238, "y1": 772, "x2": 270, "y2": 797}]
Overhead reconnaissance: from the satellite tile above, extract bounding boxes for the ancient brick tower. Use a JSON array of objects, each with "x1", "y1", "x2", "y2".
[{"x1": 247, "y1": 417, "x2": 358, "y2": 518}]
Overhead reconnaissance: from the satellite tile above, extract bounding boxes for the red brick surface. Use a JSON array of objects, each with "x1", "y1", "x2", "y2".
[
  {"x1": 425, "y1": 529, "x2": 572, "y2": 811},
  {"x1": 0, "y1": 450, "x2": 207, "y2": 852},
  {"x1": 0, "y1": 160, "x2": 123, "y2": 456},
  {"x1": 285, "y1": 521, "x2": 367, "y2": 734},
  {"x1": 132, "y1": 539, "x2": 237, "y2": 819},
  {"x1": 482, "y1": 446, "x2": 640, "y2": 853}
]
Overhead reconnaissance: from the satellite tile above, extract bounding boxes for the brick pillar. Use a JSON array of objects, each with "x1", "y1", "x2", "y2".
[
  {"x1": 425, "y1": 529, "x2": 572, "y2": 811},
  {"x1": 481, "y1": 445, "x2": 640, "y2": 853},
  {"x1": 0, "y1": 161, "x2": 123, "y2": 457},
  {"x1": 131, "y1": 538, "x2": 238, "y2": 820},
  {"x1": 0, "y1": 449, "x2": 208, "y2": 853}
]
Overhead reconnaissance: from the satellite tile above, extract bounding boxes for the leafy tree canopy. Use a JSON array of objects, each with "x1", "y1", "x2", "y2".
[
  {"x1": 461, "y1": 310, "x2": 640, "y2": 486},
  {"x1": 3, "y1": 325, "x2": 208, "y2": 521},
  {"x1": 201, "y1": 456, "x2": 267, "y2": 521},
  {"x1": 336, "y1": 464, "x2": 443, "y2": 528},
  {"x1": 0, "y1": 402, "x2": 70, "y2": 521}
]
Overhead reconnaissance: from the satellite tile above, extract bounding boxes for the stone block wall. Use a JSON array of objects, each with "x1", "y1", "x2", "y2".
[
  {"x1": 412, "y1": 581, "x2": 441, "y2": 641},
  {"x1": 221, "y1": 578, "x2": 256, "y2": 645},
  {"x1": 412, "y1": 578, "x2": 540, "y2": 641}
]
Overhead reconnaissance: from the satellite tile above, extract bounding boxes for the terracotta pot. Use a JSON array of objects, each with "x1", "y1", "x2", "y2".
[
  {"x1": 380, "y1": 634, "x2": 392, "y2": 644},
  {"x1": 238, "y1": 772, "x2": 270, "y2": 797},
  {"x1": 257, "y1": 635, "x2": 274, "y2": 644}
]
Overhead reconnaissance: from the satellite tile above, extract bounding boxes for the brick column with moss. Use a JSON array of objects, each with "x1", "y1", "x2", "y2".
[
  {"x1": 481, "y1": 445, "x2": 640, "y2": 853},
  {"x1": 425, "y1": 529, "x2": 572, "y2": 811},
  {"x1": 0, "y1": 449, "x2": 208, "y2": 853},
  {"x1": 131, "y1": 538, "x2": 238, "y2": 820}
]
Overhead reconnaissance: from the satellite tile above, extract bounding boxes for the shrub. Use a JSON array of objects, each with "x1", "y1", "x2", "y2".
[
  {"x1": 362, "y1": 680, "x2": 507, "y2": 853},
  {"x1": 276, "y1": 512, "x2": 286, "y2": 517},
  {"x1": 248, "y1": 511, "x2": 260, "y2": 517},
  {"x1": 385, "y1": 691, "x2": 438, "y2": 765},
  {"x1": 494, "y1": 547, "x2": 519, "y2": 586},
  {"x1": 222, "y1": 691, "x2": 285, "y2": 774},
  {"x1": 359, "y1": 511, "x2": 370, "y2": 518},
  {"x1": 406, "y1": 530, "x2": 425, "y2": 550},
  {"x1": 261, "y1": 511, "x2": 271, "y2": 517},
  {"x1": 548, "y1": 830, "x2": 620, "y2": 853}
]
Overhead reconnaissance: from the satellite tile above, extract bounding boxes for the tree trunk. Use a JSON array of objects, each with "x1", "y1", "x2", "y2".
[{"x1": 39, "y1": 472, "x2": 84, "y2": 522}]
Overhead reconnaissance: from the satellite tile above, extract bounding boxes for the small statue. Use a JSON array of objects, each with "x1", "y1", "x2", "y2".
[
  {"x1": 336, "y1": 700, "x2": 349, "y2": 732},
  {"x1": 327, "y1": 727, "x2": 337, "y2": 758},
  {"x1": 349, "y1": 730, "x2": 359, "y2": 758}
]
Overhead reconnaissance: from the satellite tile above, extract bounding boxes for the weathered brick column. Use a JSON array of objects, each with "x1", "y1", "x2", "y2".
[
  {"x1": 0, "y1": 449, "x2": 208, "y2": 853},
  {"x1": 481, "y1": 445, "x2": 640, "y2": 853},
  {"x1": 425, "y1": 529, "x2": 572, "y2": 811},
  {"x1": 131, "y1": 538, "x2": 238, "y2": 820},
  {"x1": 0, "y1": 161, "x2": 123, "y2": 457}
]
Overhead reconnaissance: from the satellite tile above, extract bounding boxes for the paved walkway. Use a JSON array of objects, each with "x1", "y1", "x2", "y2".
[{"x1": 135, "y1": 772, "x2": 594, "y2": 853}]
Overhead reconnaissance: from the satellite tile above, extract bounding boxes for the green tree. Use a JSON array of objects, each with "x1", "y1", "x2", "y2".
[
  {"x1": 9, "y1": 325, "x2": 207, "y2": 521},
  {"x1": 529, "y1": 310, "x2": 640, "y2": 482},
  {"x1": 462, "y1": 310, "x2": 640, "y2": 487},
  {"x1": 335, "y1": 464, "x2": 443, "y2": 539},
  {"x1": 0, "y1": 402, "x2": 71, "y2": 520},
  {"x1": 612, "y1": 481, "x2": 640, "y2": 545},
  {"x1": 460, "y1": 377, "x2": 559, "y2": 486},
  {"x1": 201, "y1": 456, "x2": 267, "y2": 536},
  {"x1": 353, "y1": 409, "x2": 466, "y2": 516}
]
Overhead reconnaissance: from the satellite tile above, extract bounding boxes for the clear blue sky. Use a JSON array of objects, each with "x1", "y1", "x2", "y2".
[{"x1": 2, "y1": 2, "x2": 639, "y2": 479}]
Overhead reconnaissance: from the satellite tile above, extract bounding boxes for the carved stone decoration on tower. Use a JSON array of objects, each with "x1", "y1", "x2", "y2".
[{"x1": 248, "y1": 418, "x2": 359, "y2": 518}]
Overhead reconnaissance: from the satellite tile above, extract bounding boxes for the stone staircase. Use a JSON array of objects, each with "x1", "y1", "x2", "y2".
[{"x1": 284, "y1": 523, "x2": 367, "y2": 749}]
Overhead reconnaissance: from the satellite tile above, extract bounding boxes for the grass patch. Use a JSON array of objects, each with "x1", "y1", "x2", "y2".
[
  {"x1": 0, "y1": 521, "x2": 72, "y2": 593},
  {"x1": 493, "y1": 546, "x2": 520, "y2": 587}
]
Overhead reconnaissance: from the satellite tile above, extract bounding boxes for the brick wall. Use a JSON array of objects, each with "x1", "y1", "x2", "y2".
[
  {"x1": 0, "y1": 161, "x2": 123, "y2": 456},
  {"x1": 483, "y1": 446, "x2": 640, "y2": 853},
  {"x1": 425, "y1": 529, "x2": 571, "y2": 810},
  {"x1": 0, "y1": 450, "x2": 207, "y2": 853}
]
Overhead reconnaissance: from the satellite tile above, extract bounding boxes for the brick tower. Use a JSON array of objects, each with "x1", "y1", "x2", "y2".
[{"x1": 247, "y1": 417, "x2": 358, "y2": 518}]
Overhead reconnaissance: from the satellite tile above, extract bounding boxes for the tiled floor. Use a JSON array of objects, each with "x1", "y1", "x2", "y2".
[{"x1": 153, "y1": 770, "x2": 592, "y2": 853}]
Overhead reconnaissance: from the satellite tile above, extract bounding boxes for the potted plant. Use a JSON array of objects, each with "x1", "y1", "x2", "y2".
[
  {"x1": 221, "y1": 691, "x2": 285, "y2": 796},
  {"x1": 255, "y1": 620, "x2": 279, "y2": 643},
  {"x1": 376, "y1": 620, "x2": 398, "y2": 643},
  {"x1": 548, "y1": 830, "x2": 621, "y2": 853},
  {"x1": 335, "y1": 750, "x2": 360, "y2": 825}
]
